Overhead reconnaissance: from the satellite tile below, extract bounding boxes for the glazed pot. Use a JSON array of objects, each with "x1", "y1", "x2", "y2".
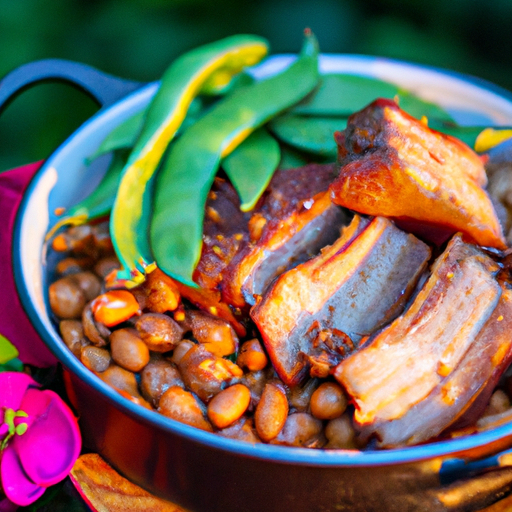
[{"x1": 6, "y1": 54, "x2": 512, "y2": 512}]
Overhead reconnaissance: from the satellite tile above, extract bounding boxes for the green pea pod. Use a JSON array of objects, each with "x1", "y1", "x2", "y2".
[
  {"x1": 110, "y1": 35, "x2": 270, "y2": 284},
  {"x1": 222, "y1": 127, "x2": 281, "y2": 211},
  {"x1": 151, "y1": 31, "x2": 320, "y2": 286},
  {"x1": 292, "y1": 73, "x2": 454, "y2": 122},
  {"x1": 278, "y1": 145, "x2": 310, "y2": 169},
  {"x1": 269, "y1": 114, "x2": 346, "y2": 159},
  {"x1": 46, "y1": 149, "x2": 130, "y2": 240}
]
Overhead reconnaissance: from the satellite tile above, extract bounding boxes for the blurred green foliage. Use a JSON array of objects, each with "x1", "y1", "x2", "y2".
[{"x1": 1, "y1": 0, "x2": 512, "y2": 172}]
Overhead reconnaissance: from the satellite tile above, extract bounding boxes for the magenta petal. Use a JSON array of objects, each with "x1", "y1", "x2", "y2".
[
  {"x1": 15, "y1": 390, "x2": 81, "y2": 487},
  {"x1": 0, "y1": 446, "x2": 45, "y2": 506},
  {"x1": 0, "y1": 373, "x2": 37, "y2": 413}
]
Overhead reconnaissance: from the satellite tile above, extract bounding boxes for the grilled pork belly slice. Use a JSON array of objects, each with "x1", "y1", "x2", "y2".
[
  {"x1": 367, "y1": 285, "x2": 512, "y2": 447},
  {"x1": 221, "y1": 163, "x2": 343, "y2": 308},
  {"x1": 330, "y1": 98, "x2": 506, "y2": 249},
  {"x1": 334, "y1": 235, "x2": 503, "y2": 446},
  {"x1": 251, "y1": 216, "x2": 431, "y2": 386}
]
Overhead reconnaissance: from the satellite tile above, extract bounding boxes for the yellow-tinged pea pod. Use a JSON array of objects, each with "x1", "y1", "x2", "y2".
[
  {"x1": 475, "y1": 127, "x2": 512, "y2": 153},
  {"x1": 151, "y1": 31, "x2": 320, "y2": 287},
  {"x1": 110, "y1": 35, "x2": 269, "y2": 285}
]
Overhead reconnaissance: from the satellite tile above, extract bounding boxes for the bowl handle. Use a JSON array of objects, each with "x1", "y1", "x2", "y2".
[{"x1": 0, "y1": 58, "x2": 144, "y2": 113}]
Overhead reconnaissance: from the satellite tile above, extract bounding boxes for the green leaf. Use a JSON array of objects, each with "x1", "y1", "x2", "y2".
[
  {"x1": 269, "y1": 114, "x2": 346, "y2": 159},
  {"x1": 222, "y1": 127, "x2": 281, "y2": 211},
  {"x1": 0, "y1": 333, "x2": 19, "y2": 364},
  {"x1": 0, "y1": 358, "x2": 24, "y2": 373}
]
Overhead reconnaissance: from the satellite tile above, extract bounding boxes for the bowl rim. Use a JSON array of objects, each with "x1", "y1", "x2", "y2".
[{"x1": 13, "y1": 52, "x2": 512, "y2": 469}]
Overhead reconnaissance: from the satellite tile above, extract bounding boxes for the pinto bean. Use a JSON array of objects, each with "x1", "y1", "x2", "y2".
[
  {"x1": 271, "y1": 412, "x2": 324, "y2": 448},
  {"x1": 158, "y1": 386, "x2": 213, "y2": 432},
  {"x1": 207, "y1": 384, "x2": 251, "y2": 429},
  {"x1": 171, "y1": 340, "x2": 195, "y2": 365},
  {"x1": 59, "y1": 319, "x2": 89, "y2": 357},
  {"x1": 135, "y1": 313, "x2": 183, "y2": 352},
  {"x1": 82, "y1": 302, "x2": 110, "y2": 346},
  {"x1": 178, "y1": 344, "x2": 243, "y2": 402},
  {"x1": 324, "y1": 413, "x2": 358, "y2": 449},
  {"x1": 254, "y1": 382, "x2": 289, "y2": 442},
  {"x1": 70, "y1": 271, "x2": 102, "y2": 301},
  {"x1": 236, "y1": 338, "x2": 268, "y2": 371},
  {"x1": 140, "y1": 360, "x2": 184, "y2": 406},
  {"x1": 310, "y1": 382, "x2": 347, "y2": 420},
  {"x1": 49, "y1": 276, "x2": 86, "y2": 319},
  {"x1": 97, "y1": 364, "x2": 140, "y2": 398},
  {"x1": 110, "y1": 328, "x2": 150, "y2": 372},
  {"x1": 288, "y1": 378, "x2": 319, "y2": 412},
  {"x1": 217, "y1": 418, "x2": 261, "y2": 443},
  {"x1": 188, "y1": 310, "x2": 238, "y2": 357},
  {"x1": 80, "y1": 345, "x2": 111, "y2": 373}
]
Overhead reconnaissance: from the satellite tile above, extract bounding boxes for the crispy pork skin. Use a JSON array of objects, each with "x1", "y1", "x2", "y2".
[
  {"x1": 222, "y1": 163, "x2": 344, "y2": 308},
  {"x1": 330, "y1": 99, "x2": 506, "y2": 249},
  {"x1": 334, "y1": 235, "x2": 503, "y2": 447},
  {"x1": 251, "y1": 216, "x2": 431, "y2": 386}
]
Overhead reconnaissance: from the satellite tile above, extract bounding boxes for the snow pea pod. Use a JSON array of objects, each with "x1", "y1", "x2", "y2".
[
  {"x1": 151, "y1": 31, "x2": 320, "y2": 287},
  {"x1": 222, "y1": 127, "x2": 281, "y2": 211},
  {"x1": 110, "y1": 34, "x2": 269, "y2": 284}
]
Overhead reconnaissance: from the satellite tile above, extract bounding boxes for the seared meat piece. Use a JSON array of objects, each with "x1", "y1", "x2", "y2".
[
  {"x1": 334, "y1": 235, "x2": 503, "y2": 447},
  {"x1": 367, "y1": 285, "x2": 512, "y2": 447},
  {"x1": 330, "y1": 99, "x2": 506, "y2": 249},
  {"x1": 251, "y1": 215, "x2": 431, "y2": 386},
  {"x1": 222, "y1": 163, "x2": 344, "y2": 308},
  {"x1": 194, "y1": 177, "x2": 251, "y2": 293}
]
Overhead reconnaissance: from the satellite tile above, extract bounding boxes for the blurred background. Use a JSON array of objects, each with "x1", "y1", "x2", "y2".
[{"x1": 1, "y1": 0, "x2": 512, "y2": 172}]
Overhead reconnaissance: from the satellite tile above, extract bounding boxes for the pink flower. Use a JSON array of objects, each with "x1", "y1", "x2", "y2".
[{"x1": 0, "y1": 372, "x2": 81, "y2": 507}]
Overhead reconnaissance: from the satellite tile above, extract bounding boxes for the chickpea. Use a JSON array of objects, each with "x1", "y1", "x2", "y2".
[
  {"x1": 80, "y1": 345, "x2": 111, "y2": 373},
  {"x1": 59, "y1": 319, "x2": 89, "y2": 357},
  {"x1": 140, "y1": 360, "x2": 184, "y2": 406},
  {"x1": 271, "y1": 412, "x2": 324, "y2": 448},
  {"x1": 237, "y1": 339, "x2": 268, "y2": 371},
  {"x1": 49, "y1": 276, "x2": 86, "y2": 319},
  {"x1": 255, "y1": 382, "x2": 289, "y2": 442},
  {"x1": 135, "y1": 313, "x2": 183, "y2": 352},
  {"x1": 159, "y1": 386, "x2": 213, "y2": 432},
  {"x1": 325, "y1": 413, "x2": 358, "y2": 449},
  {"x1": 310, "y1": 382, "x2": 347, "y2": 420},
  {"x1": 110, "y1": 328, "x2": 150, "y2": 373},
  {"x1": 207, "y1": 384, "x2": 251, "y2": 429}
]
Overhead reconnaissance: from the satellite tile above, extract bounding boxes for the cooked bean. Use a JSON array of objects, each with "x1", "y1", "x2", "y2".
[
  {"x1": 482, "y1": 389, "x2": 511, "y2": 417},
  {"x1": 271, "y1": 412, "x2": 324, "y2": 447},
  {"x1": 171, "y1": 340, "x2": 195, "y2": 365},
  {"x1": 49, "y1": 276, "x2": 86, "y2": 319},
  {"x1": 159, "y1": 386, "x2": 213, "y2": 432},
  {"x1": 94, "y1": 256, "x2": 120, "y2": 280},
  {"x1": 237, "y1": 338, "x2": 268, "y2": 371},
  {"x1": 59, "y1": 319, "x2": 89, "y2": 357},
  {"x1": 207, "y1": 384, "x2": 251, "y2": 428},
  {"x1": 140, "y1": 360, "x2": 184, "y2": 406},
  {"x1": 218, "y1": 418, "x2": 261, "y2": 443},
  {"x1": 70, "y1": 271, "x2": 102, "y2": 301},
  {"x1": 91, "y1": 222, "x2": 113, "y2": 254},
  {"x1": 254, "y1": 382, "x2": 289, "y2": 442},
  {"x1": 288, "y1": 378, "x2": 318, "y2": 412},
  {"x1": 81, "y1": 345, "x2": 111, "y2": 373},
  {"x1": 135, "y1": 313, "x2": 183, "y2": 352},
  {"x1": 52, "y1": 224, "x2": 94, "y2": 254},
  {"x1": 56, "y1": 257, "x2": 93, "y2": 276},
  {"x1": 110, "y1": 328, "x2": 150, "y2": 372},
  {"x1": 92, "y1": 290, "x2": 141, "y2": 327},
  {"x1": 241, "y1": 369, "x2": 271, "y2": 409},
  {"x1": 97, "y1": 364, "x2": 140, "y2": 398},
  {"x1": 189, "y1": 310, "x2": 238, "y2": 357},
  {"x1": 178, "y1": 344, "x2": 243, "y2": 402},
  {"x1": 324, "y1": 413, "x2": 358, "y2": 449},
  {"x1": 310, "y1": 382, "x2": 347, "y2": 420},
  {"x1": 82, "y1": 302, "x2": 110, "y2": 346},
  {"x1": 145, "y1": 268, "x2": 180, "y2": 313}
]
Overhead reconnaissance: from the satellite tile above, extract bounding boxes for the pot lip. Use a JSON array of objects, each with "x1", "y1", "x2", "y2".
[{"x1": 12, "y1": 52, "x2": 512, "y2": 469}]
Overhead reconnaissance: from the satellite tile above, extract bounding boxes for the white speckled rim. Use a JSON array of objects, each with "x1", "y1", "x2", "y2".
[{"x1": 13, "y1": 54, "x2": 512, "y2": 469}]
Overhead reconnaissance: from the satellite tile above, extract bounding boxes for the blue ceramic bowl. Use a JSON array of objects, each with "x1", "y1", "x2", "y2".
[{"x1": 13, "y1": 55, "x2": 512, "y2": 512}]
